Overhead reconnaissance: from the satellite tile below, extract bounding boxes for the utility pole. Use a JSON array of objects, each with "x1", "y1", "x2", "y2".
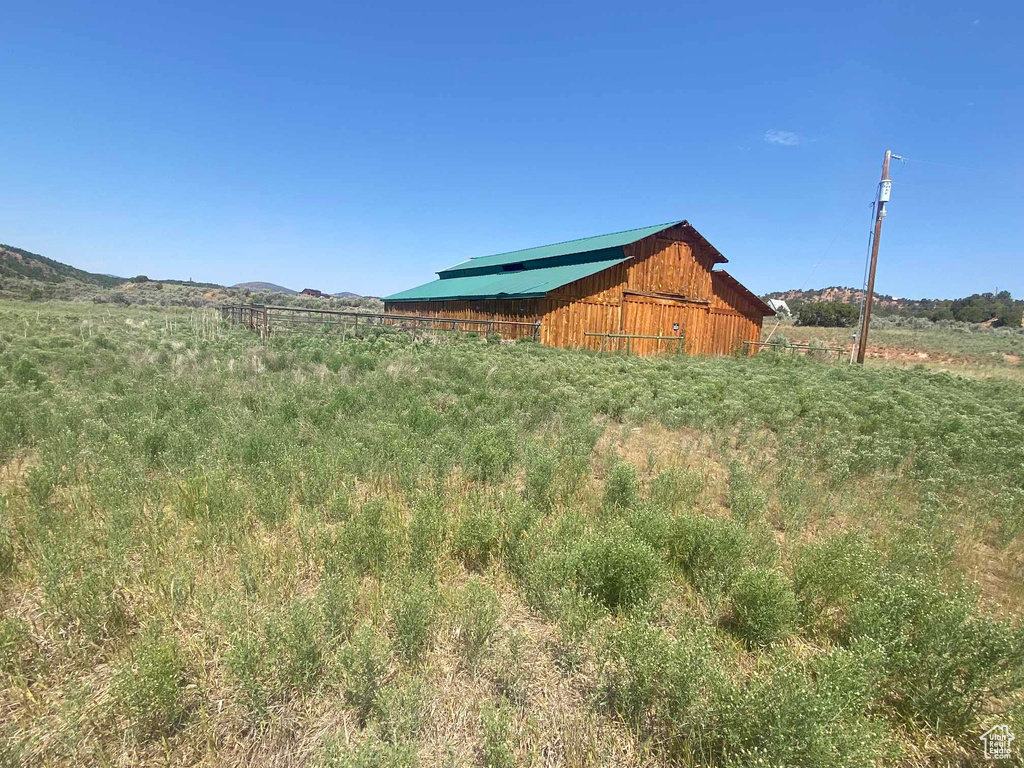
[{"x1": 855, "y1": 150, "x2": 899, "y2": 364}]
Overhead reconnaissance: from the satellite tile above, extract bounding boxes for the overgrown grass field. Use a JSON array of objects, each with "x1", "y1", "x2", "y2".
[{"x1": 2, "y1": 301, "x2": 1024, "y2": 766}]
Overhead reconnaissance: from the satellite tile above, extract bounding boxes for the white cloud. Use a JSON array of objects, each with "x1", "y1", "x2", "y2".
[{"x1": 763, "y1": 129, "x2": 802, "y2": 147}]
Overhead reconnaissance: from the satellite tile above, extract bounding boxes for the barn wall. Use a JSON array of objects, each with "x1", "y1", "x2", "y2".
[
  {"x1": 622, "y1": 231, "x2": 716, "y2": 300},
  {"x1": 708, "y1": 275, "x2": 766, "y2": 356},
  {"x1": 541, "y1": 227, "x2": 719, "y2": 350},
  {"x1": 382, "y1": 299, "x2": 545, "y2": 339}
]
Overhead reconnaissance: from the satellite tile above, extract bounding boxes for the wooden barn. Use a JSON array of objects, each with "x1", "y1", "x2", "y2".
[{"x1": 384, "y1": 220, "x2": 774, "y2": 356}]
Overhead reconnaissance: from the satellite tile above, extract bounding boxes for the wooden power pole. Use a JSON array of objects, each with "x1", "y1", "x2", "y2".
[{"x1": 856, "y1": 150, "x2": 895, "y2": 365}]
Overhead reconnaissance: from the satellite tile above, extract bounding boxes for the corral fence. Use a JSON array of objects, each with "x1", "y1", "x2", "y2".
[
  {"x1": 220, "y1": 304, "x2": 541, "y2": 341},
  {"x1": 743, "y1": 340, "x2": 848, "y2": 360},
  {"x1": 583, "y1": 331, "x2": 686, "y2": 356}
]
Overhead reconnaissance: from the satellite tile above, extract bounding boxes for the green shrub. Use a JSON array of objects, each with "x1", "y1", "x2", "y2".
[
  {"x1": 342, "y1": 626, "x2": 393, "y2": 726},
  {"x1": 647, "y1": 466, "x2": 703, "y2": 512},
  {"x1": 726, "y1": 463, "x2": 767, "y2": 524},
  {"x1": 372, "y1": 677, "x2": 428, "y2": 745},
  {"x1": 0, "y1": 617, "x2": 33, "y2": 677},
  {"x1": 523, "y1": 447, "x2": 557, "y2": 512},
  {"x1": 391, "y1": 578, "x2": 437, "y2": 664},
  {"x1": 12, "y1": 357, "x2": 44, "y2": 387},
  {"x1": 227, "y1": 626, "x2": 272, "y2": 723},
  {"x1": 114, "y1": 626, "x2": 188, "y2": 738},
  {"x1": 668, "y1": 513, "x2": 749, "y2": 598},
  {"x1": 465, "y1": 423, "x2": 517, "y2": 482},
  {"x1": 574, "y1": 521, "x2": 662, "y2": 613},
  {"x1": 321, "y1": 731, "x2": 416, "y2": 768},
  {"x1": 319, "y1": 573, "x2": 359, "y2": 644},
  {"x1": 551, "y1": 589, "x2": 603, "y2": 672},
  {"x1": 729, "y1": 568, "x2": 798, "y2": 648},
  {"x1": 848, "y1": 574, "x2": 1024, "y2": 736},
  {"x1": 454, "y1": 580, "x2": 501, "y2": 666},
  {"x1": 480, "y1": 702, "x2": 515, "y2": 768},
  {"x1": 597, "y1": 619, "x2": 722, "y2": 731},
  {"x1": 346, "y1": 500, "x2": 404, "y2": 576},
  {"x1": 796, "y1": 301, "x2": 859, "y2": 327},
  {"x1": 453, "y1": 498, "x2": 501, "y2": 571},
  {"x1": 408, "y1": 492, "x2": 446, "y2": 574},
  {"x1": 625, "y1": 502, "x2": 673, "y2": 553},
  {"x1": 0, "y1": 519, "x2": 14, "y2": 578},
  {"x1": 269, "y1": 599, "x2": 324, "y2": 693},
  {"x1": 603, "y1": 462, "x2": 640, "y2": 513},
  {"x1": 714, "y1": 645, "x2": 892, "y2": 767},
  {"x1": 792, "y1": 532, "x2": 880, "y2": 637}
]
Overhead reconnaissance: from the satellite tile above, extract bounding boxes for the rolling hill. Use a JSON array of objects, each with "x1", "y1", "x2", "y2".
[
  {"x1": 232, "y1": 281, "x2": 297, "y2": 294},
  {"x1": 0, "y1": 244, "x2": 125, "y2": 287}
]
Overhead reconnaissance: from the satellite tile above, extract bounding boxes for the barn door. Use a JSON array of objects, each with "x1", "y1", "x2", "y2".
[{"x1": 621, "y1": 297, "x2": 694, "y2": 356}]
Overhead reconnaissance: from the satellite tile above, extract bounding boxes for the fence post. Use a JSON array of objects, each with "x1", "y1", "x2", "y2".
[{"x1": 626, "y1": 337, "x2": 631, "y2": 356}]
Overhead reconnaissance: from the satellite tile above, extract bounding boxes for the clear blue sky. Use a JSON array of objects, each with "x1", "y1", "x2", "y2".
[{"x1": 2, "y1": 1, "x2": 1021, "y2": 299}]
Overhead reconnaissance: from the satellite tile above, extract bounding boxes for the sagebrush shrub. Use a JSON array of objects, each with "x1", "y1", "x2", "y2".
[
  {"x1": 713, "y1": 645, "x2": 892, "y2": 767},
  {"x1": 455, "y1": 580, "x2": 501, "y2": 666},
  {"x1": 346, "y1": 500, "x2": 404, "y2": 576},
  {"x1": 848, "y1": 574, "x2": 1024, "y2": 736},
  {"x1": 391, "y1": 577, "x2": 437, "y2": 664},
  {"x1": 480, "y1": 703, "x2": 515, "y2": 768},
  {"x1": 604, "y1": 462, "x2": 640, "y2": 513},
  {"x1": 792, "y1": 531, "x2": 880, "y2": 637},
  {"x1": 114, "y1": 626, "x2": 188, "y2": 738},
  {"x1": 342, "y1": 626, "x2": 393, "y2": 726},
  {"x1": 667, "y1": 513, "x2": 749, "y2": 598},
  {"x1": 574, "y1": 521, "x2": 662, "y2": 613},
  {"x1": 269, "y1": 599, "x2": 324, "y2": 693},
  {"x1": 727, "y1": 462, "x2": 768, "y2": 524},
  {"x1": 729, "y1": 568, "x2": 798, "y2": 648},
  {"x1": 453, "y1": 498, "x2": 501, "y2": 571}
]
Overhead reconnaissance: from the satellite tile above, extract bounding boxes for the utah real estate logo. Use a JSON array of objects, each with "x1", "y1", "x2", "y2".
[{"x1": 981, "y1": 725, "x2": 1014, "y2": 760}]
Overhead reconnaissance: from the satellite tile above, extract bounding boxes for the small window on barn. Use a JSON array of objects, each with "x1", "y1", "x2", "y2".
[{"x1": 501, "y1": 262, "x2": 526, "y2": 272}]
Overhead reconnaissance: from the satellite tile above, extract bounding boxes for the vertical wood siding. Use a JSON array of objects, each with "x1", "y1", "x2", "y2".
[
  {"x1": 708, "y1": 273, "x2": 767, "y2": 355},
  {"x1": 382, "y1": 299, "x2": 544, "y2": 339}
]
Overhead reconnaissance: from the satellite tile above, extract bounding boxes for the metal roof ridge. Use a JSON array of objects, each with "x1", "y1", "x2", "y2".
[{"x1": 462, "y1": 219, "x2": 684, "y2": 263}]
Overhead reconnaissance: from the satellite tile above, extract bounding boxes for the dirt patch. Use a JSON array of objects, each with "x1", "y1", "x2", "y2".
[{"x1": 0, "y1": 453, "x2": 39, "y2": 490}]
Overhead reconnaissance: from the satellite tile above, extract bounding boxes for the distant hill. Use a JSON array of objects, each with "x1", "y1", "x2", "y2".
[
  {"x1": 233, "y1": 281, "x2": 297, "y2": 295},
  {"x1": 1, "y1": 242, "x2": 378, "y2": 308},
  {"x1": 1, "y1": 244, "x2": 124, "y2": 288}
]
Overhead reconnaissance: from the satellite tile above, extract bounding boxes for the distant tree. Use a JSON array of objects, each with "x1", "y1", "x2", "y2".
[
  {"x1": 796, "y1": 301, "x2": 859, "y2": 327},
  {"x1": 130, "y1": 275, "x2": 150, "y2": 283},
  {"x1": 28, "y1": 287, "x2": 43, "y2": 302}
]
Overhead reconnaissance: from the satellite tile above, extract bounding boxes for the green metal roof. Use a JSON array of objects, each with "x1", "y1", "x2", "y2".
[
  {"x1": 385, "y1": 257, "x2": 627, "y2": 302},
  {"x1": 439, "y1": 220, "x2": 682, "y2": 276},
  {"x1": 384, "y1": 219, "x2": 728, "y2": 302}
]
